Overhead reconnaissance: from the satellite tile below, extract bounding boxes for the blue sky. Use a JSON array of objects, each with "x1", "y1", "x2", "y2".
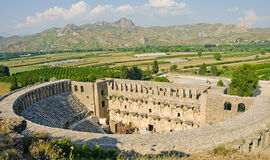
[{"x1": 1, "y1": 0, "x2": 270, "y2": 36}]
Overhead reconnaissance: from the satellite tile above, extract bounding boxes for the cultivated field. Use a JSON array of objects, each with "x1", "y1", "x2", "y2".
[{"x1": 1, "y1": 50, "x2": 270, "y2": 95}]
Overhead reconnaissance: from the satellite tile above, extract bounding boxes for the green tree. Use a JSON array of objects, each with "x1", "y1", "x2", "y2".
[
  {"x1": 143, "y1": 65, "x2": 152, "y2": 77},
  {"x1": 217, "y1": 80, "x2": 224, "y2": 86},
  {"x1": 261, "y1": 50, "x2": 266, "y2": 55},
  {"x1": 199, "y1": 63, "x2": 207, "y2": 75},
  {"x1": 211, "y1": 65, "x2": 218, "y2": 76},
  {"x1": 120, "y1": 65, "x2": 129, "y2": 79},
  {"x1": 170, "y1": 65, "x2": 177, "y2": 72},
  {"x1": 214, "y1": 53, "x2": 221, "y2": 60},
  {"x1": 0, "y1": 65, "x2": 10, "y2": 77},
  {"x1": 10, "y1": 76, "x2": 19, "y2": 91},
  {"x1": 152, "y1": 60, "x2": 159, "y2": 74},
  {"x1": 228, "y1": 64, "x2": 259, "y2": 97},
  {"x1": 197, "y1": 51, "x2": 202, "y2": 57},
  {"x1": 128, "y1": 66, "x2": 142, "y2": 80}
]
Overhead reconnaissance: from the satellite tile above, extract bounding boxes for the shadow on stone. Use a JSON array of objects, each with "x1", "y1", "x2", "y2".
[{"x1": 72, "y1": 136, "x2": 189, "y2": 158}]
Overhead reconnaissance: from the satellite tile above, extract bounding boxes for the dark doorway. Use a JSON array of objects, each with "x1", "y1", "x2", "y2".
[{"x1": 148, "y1": 124, "x2": 154, "y2": 132}]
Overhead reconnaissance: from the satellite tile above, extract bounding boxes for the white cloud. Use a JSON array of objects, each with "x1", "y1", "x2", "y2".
[
  {"x1": 16, "y1": 1, "x2": 89, "y2": 28},
  {"x1": 144, "y1": 0, "x2": 189, "y2": 16},
  {"x1": 63, "y1": 1, "x2": 88, "y2": 19},
  {"x1": 115, "y1": 5, "x2": 133, "y2": 12},
  {"x1": 147, "y1": 0, "x2": 186, "y2": 8},
  {"x1": 238, "y1": 10, "x2": 262, "y2": 26},
  {"x1": 227, "y1": 7, "x2": 239, "y2": 13},
  {"x1": 90, "y1": 5, "x2": 113, "y2": 15},
  {"x1": 15, "y1": 0, "x2": 191, "y2": 32}
]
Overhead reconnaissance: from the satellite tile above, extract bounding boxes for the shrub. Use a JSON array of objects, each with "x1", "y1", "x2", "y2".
[
  {"x1": 199, "y1": 63, "x2": 207, "y2": 75},
  {"x1": 197, "y1": 51, "x2": 202, "y2": 57},
  {"x1": 29, "y1": 139, "x2": 66, "y2": 160},
  {"x1": 211, "y1": 65, "x2": 218, "y2": 76},
  {"x1": 217, "y1": 80, "x2": 224, "y2": 86},
  {"x1": 214, "y1": 53, "x2": 221, "y2": 60},
  {"x1": 255, "y1": 55, "x2": 259, "y2": 60},
  {"x1": 151, "y1": 76, "x2": 170, "y2": 82},
  {"x1": 169, "y1": 65, "x2": 177, "y2": 72},
  {"x1": 212, "y1": 146, "x2": 237, "y2": 156},
  {"x1": 52, "y1": 138, "x2": 118, "y2": 160},
  {"x1": 0, "y1": 149, "x2": 22, "y2": 160}
]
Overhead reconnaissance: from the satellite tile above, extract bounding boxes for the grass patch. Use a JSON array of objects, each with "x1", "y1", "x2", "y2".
[{"x1": 0, "y1": 82, "x2": 11, "y2": 97}]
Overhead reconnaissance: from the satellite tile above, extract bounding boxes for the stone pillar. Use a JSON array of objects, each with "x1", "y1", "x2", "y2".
[
  {"x1": 43, "y1": 88, "x2": 46, "y2": 98},
  {"x1": 25, "y1": 95, "x2": 29, "y2": 107},
  {"x1": 22, "y1": 101, "x2": 26, "y2": 110},
  {"x1": 192, "y1": 90, "x2": 197, "y2": 100},
  {"x1": 39, "y1": 89, "x2": 43, "y2": 100},
  {"x1": 28, "y1": 93, "x2": 33, "y2": 105},
  {"x1": 32, "y1": 92, "x2": 36, "y2": 103},
  {"x1": 63, "y1": 82, "x2": 67, "y2": 92},
  {"x1": 52, "y1": 85, "x2": 56, "y2": 95}
]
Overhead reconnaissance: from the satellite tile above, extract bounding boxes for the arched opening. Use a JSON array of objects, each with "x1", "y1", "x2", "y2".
[
  {"x1": 224, "y1": 102, "x2": 232, "y2": 110},
  {"x1": 74, "y1": 85, "x2": 78, "y2": 92},
  {"x1": 80, "y1": 86, "x2": 84, "y2": 92},
  {"x1": 177, "y1": 113, "x2": 181, "y2": 117},
  {"x1": 149, "y1": 109, "x2": 152, "y2": 113},
  {"x1": 101, "y1": 90, "x2": 104, "y2": 95},
  {"x1": 238, "y1": 103, "x2": 245, "y2": 112}
]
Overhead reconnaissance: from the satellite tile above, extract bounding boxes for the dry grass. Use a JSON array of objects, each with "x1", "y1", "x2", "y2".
[
  {"x1": 0, "y1": 82, "x2": 11, "y2": 97},
  {"x1": 118, "y1": 147, "x2": 270, "y2": 160}
]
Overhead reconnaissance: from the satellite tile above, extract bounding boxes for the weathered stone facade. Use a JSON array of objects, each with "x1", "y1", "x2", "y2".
[
  {"x1": 0, "y1": 79, "x2": 269, "y2": 156},
  {"x1": 71, "y1": 78, "x2": 254, "y2": 133}
]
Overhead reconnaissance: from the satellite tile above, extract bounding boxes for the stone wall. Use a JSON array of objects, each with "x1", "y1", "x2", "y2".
[
  {"x1": 71, "y1": 81, "x2": 95, "y2": 113},
  {"x1": 200, "y1": 92, "x2": 255, "y2": 126}
]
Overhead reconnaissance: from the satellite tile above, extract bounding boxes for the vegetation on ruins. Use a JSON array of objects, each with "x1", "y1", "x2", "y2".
[
  {"x1": 214, "y1": 53, "x2": 222, "y2": 60},
  {"x1": 151, "y1": 76, "x2": 170, "y2": 82},
  {"x1": 228, "y1": 64, "x2": 259, "y2": 97},
  {"x1": 199, "y1": 63, "x2": 207, "y2": 75},
  {"x1": 217, "y1": 80, "x2": 224, "y2": 86},
  {"x1": 0, "y1": 118, "x2": 118, "y2": 160},
  {"x1": 0, "y1": 65, "x2": 10, "y2": 77},
  {"x1": 152, "y1": 60, "x2": 159, "y2": 74}
]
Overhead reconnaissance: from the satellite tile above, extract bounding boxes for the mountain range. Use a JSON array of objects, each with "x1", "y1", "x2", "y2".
[{"x1": 0, "y1": 18, "x2": 270, "y2": 53}]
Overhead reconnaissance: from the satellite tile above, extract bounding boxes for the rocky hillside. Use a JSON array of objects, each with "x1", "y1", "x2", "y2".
[{"x1": 1, "y1": 18, "x2": 270, "y2": 52}]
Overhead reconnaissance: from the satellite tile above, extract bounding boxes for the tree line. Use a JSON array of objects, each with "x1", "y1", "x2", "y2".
[{"x1": 0, "y1": 60, "x2": 161, "y2": 91}]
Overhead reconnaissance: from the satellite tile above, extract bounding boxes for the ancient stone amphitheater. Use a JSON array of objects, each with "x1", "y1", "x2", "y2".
[{"x1": 0, "y1": 78, "x2": 270, "y2": 155}]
